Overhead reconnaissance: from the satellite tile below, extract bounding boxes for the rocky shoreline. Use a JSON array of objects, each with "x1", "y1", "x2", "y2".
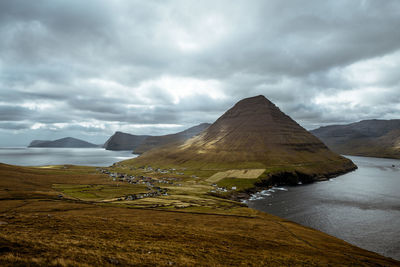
[{"x1": 228, "y1": 165, "x2": 358, "y2": 202}]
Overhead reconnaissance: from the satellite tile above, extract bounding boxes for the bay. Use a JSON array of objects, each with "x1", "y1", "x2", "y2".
[
  {"x1": 0, "y1": 147, "x2": 137, "y2": 167},
  {"x1": 247, "y1": 155, "x2": 400, "y2": 260}
]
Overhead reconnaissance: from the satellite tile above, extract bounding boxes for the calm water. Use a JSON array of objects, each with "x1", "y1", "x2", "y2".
[
  {"x1": 247, "y1": 155, "x2": 400, "y2": 261},
  {"x1": 0, "y1": 147, "x2": 137, "y2": 166}
]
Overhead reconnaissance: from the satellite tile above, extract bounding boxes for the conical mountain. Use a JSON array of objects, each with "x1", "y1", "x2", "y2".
[{"x1": 129, "y1": 95, "x2": 356, "y2": 177}]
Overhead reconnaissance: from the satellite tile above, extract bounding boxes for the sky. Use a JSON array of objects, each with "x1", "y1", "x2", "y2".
[{"x1": 1, "y1": 0, "x2": 400, "y2": 146}]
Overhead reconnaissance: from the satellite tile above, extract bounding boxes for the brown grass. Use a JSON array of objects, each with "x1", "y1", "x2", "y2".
[
  {"x1": 1, "y1": 200, "x2": 398, "y2": 267},
  {"x1": 0, "y1": 163, "x2": 398, "y2": 266}
]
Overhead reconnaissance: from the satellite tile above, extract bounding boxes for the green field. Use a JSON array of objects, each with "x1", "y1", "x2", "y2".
[{"x1": 53, "y1": 183, "x2": 148, "y2": 201}]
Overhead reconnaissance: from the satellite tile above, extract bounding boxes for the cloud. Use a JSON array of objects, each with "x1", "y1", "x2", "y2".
[
  {"x1": 0, "y1": 105, "x2": 31, "y2": 121},
  {"x1": 0, "y1": 0, "x2": 399, "y2": 145},
  {"x1": 0, "y1": 122, "x2": 31, "y2": 130}
]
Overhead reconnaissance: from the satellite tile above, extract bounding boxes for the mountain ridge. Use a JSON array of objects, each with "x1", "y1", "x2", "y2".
[
  {"x1": 311, "y1": 119, "x2": 400, "y2": 159},
  {"x1": 104, "y1": 123, "x2": 211, "y2": 152},
  {"x1": 133, "y1": 123, "x2": 211, "y2": 154}
]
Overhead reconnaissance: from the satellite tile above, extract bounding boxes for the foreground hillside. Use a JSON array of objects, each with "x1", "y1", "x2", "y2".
[
  {"x1": 311, "y1": 119, "x2": 400, "y2": 159},
  {"x1": 0, "y1": 163, "x2": 397, "y2": 266}
]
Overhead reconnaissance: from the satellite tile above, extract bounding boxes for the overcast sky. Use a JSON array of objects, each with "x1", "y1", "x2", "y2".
[{"x1": 1, "y1": 0, "x2": 400, "y2": 146}]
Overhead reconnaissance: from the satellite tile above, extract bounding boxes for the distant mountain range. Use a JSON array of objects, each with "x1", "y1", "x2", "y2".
[
  {"x1": 127, "y1": 95, "x2": 356, "y2": 181},
  {"x1": 28, "y1": 137, "x2": 98, "y2": 148},
  {"x1": 311, "y1": 119, "x2": 400, "y2": 159},
  {"x1": 103, "y1": 123, "x2": 210, "y2": 153}
]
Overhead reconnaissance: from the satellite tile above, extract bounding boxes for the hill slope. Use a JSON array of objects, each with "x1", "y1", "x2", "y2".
[
  {"x1": 133, "y1": 123, "x2": 211, "y2": 154},
  {"x1": 103, "y1": 132, "x2": 150, "y2": 151},
  {"x1": 128, "y1": 95, "x2": 356, "y2": 179},
  {"x1": 28, "y1": 137, "x2": 98, "y2": 148},
  {"x1": 311, "y1": 119, "x2": 400, "y2": 159},
  {"x1": 0, "y1": 163, "x2": 397, "y2": 266}
]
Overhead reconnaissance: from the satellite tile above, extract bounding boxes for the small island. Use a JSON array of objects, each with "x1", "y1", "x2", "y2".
[{"x1": 28, "y1": 137, "x2": 98, "y2": 148}]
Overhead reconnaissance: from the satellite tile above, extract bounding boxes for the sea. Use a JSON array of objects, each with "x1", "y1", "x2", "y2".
[
  {"x1": 247, "y1": 155, "x2": 400, "y2": 261},
  {"x1": 0, "y1": 147, "x2": 137, "y2": 166}
]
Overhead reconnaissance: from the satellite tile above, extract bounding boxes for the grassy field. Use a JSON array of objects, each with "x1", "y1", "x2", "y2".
[
  {"x1": 0, "y1": 162, "x2": 398, "y2": 266},
  {"x1": 53, "y1": 183, "x2": 149, "y2": 201},
  {"x1": 207, "y1": 169, "x2": 266, "y2": 183}
]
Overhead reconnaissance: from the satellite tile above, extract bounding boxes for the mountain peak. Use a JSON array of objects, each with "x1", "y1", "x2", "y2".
[
  {"x1": 239, "y1": 94, "x2": 268, "y2": 102},
  {"x1": 209, "y1": 95, "x2": 289, "y2": 133},
  {"x1": 233, "y1": 95, "x2": 274, "y2": 108},
  {"x1": 218, "y1": 95, "x2": 279, "y2": 121}
]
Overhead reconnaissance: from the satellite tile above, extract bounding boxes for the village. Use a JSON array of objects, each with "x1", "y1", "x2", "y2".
[
  {"x1": 210, "y1": 185, "x2": 233, "y2": 193},
  {"x1": 96, "y1": 167, "x2": 183, "y2": 201},
  {"x1": 96, "y1": 165, "x2": 241, "y2": 201}
]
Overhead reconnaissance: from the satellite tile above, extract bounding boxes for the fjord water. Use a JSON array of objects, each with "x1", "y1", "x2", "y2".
[
  {"x1": 0, "y1": 147, "x2": 137, "y2": 166},
  {"x1": 247, "y1": 155, "x2": 400, "y2": 260}
]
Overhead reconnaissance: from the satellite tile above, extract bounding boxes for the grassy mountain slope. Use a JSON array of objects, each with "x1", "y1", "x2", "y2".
[{"x1": 127, "y1": 95, "x2": 356, "y2": 179}]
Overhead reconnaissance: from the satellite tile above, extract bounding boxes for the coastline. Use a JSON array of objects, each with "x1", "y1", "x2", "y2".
[
  {"x1": 243, "y1": 155, "x2": 400, "y2": 261},
  {"x1": 226, "y1": 164, "x2": 358, "y2": 202}
]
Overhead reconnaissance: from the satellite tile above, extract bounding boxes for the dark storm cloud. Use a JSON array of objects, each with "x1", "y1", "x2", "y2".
[
  {"x1": 68, "y1": 97, "x2": 124, "y2": 115},
  {"x1": 86, "y1": 107, "x2": 180, "y2": 125},
  {"x1": 0, "y1": 122, "x2": 30, "y2": 130},
  {"x1": 0, "y1": 105, "x2": 30, "y2": 121},
  {"x1": 0, "y1": 0, "x2": 400, "y2": 145}
]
